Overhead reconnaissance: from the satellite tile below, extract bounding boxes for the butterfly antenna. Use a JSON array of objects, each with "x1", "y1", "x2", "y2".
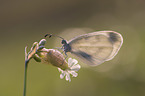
[{"x1": 44, "y1": 34, "x2": 64, "y2": 40}]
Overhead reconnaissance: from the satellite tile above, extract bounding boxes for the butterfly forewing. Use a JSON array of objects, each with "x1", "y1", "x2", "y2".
[
  {"x1": 68, "y1": 31, "x2": 123, "y2": 66},
  {"x1": 105, "y1": 32, "x2": 123, "y2": 61}
]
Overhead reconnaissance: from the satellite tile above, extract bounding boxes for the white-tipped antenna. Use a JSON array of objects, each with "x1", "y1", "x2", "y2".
[{"x1": 44, "y1": 34, "x2": 64, "y2": 40}]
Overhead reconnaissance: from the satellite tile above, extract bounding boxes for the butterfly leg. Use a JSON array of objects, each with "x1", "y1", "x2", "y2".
[
  {"x1": 54, "y1": 47, "x2": 62, "y2": 50},
  {"x1": 64, "y1": 52, "x2": 68, "y2": 62},
  {"x1": 55, "y1": 46, "x2": 65, "y2": 57},
  {"x1": 54, "y1": 45, "x2": 64, "y2": 51},
  {"x1": 60, "y1": 52, "x2": 68, "y2": 66}
]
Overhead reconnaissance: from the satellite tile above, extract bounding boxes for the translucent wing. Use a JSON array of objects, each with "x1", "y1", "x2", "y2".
[{"x1": 68, "y1": 31, "x2": 123, "y2": 66}]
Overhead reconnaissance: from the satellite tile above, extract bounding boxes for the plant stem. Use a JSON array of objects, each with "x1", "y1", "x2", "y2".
[{"x1": 23, "y1": 60, "x2": 29, "y2": 96}]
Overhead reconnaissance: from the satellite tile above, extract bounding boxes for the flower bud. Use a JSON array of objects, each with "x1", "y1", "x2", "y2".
[
  {"x1": 30, "y1": 42, "x2": 38, "y2": 51},
  {"x1": 39, "y1": 39, "x2": 46, "y2": 46},
  {"x1": 25, "y1": 42, "x2": 38, "y2": 61},
  {"x1": 38, "y1": 48, "x2": 69, "y2": 70}
]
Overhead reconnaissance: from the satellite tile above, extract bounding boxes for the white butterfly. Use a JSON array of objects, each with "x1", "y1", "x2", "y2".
[{"x1": 45, "y1": 31, "x2": 123, "y2": 66}]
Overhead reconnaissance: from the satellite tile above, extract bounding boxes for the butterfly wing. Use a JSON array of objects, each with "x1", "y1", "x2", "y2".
[{"x1": 68, "y1": 31, "x2": 123, "y2": 66}]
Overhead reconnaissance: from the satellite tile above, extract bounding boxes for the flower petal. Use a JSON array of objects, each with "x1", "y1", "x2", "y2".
[
  {"x1": 58, "y1": 68, "x2": 63, "y2": 73},
  {"x1": 68, "y1": 58, "x2": 73, "y2": 67},
  {"x1": 69, "y1": 71, "x2": 78, "y2": 77},
  {"x1": 71, "y1": 64, "x2": 81, "y2": 71},
  {"x1": 65, "y1": 72, "x2": 71, "y2": 82},
  {"x1": 60, "y1": 72, "x2": 65, "y2": 79},
  {"x1": 58, "y1": 58, "x2": 81, "y2": 82},
  {"x1": 72, "y1": 59, "x2": 78, "y2": 65},
  {"x1": 68, "y1": 58, "x2": 78, "y2": 67}
]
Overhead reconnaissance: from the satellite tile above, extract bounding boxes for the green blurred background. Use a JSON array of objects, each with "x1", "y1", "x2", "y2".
[{"x1": 1, "y1": 0, "x2": 145, "y2": 96}]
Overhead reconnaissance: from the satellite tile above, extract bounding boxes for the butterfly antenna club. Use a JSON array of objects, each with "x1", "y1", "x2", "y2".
[{"x1": 45, "y1": 34, "x2": 64, "y2": 40}]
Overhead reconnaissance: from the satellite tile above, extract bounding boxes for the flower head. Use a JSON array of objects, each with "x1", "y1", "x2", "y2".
[
  {"x1": 25, "y1": 39, "x2": 81, "y2": 82},
  {"x1": 58, "y1": 58, "x2": 81, "y2": 82}
]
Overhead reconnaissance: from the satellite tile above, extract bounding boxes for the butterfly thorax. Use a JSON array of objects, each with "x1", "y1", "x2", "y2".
[{"x1": 63, "y1": 44, "x2": 71, "y2": 52}]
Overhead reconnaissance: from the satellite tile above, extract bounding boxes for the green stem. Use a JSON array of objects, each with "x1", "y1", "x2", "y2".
[{"x1": 23, "y1": 60, "x2": 29, "y2": 96}]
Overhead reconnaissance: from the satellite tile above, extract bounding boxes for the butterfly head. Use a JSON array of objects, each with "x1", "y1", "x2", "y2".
[{"x1": 61, "y1": 39, "x2": 67, "y2": 45}]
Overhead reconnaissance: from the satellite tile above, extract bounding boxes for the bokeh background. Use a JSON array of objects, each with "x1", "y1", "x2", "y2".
[{"x1": 1, "y1": 0, "x2": 145, "y2": 96}]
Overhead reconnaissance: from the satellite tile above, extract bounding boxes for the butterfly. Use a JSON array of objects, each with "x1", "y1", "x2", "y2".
[{"x1": 45, "y1": 31, "x2": 123, "y2": 66}]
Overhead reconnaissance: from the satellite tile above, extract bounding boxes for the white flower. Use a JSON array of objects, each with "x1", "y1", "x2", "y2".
[{"x1": 58, "y1": 58, "x2": 81, "y2": 82}]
